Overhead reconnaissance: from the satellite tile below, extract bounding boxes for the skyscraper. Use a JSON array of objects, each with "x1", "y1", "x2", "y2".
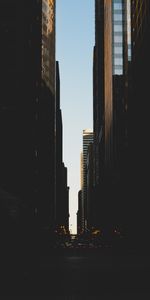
[
  {"x1": 55, "y1": 61, "x2": 69, "y2": 232},
  {"x1": 112, "y1": 0, "x2": 124, "y2": 75},
  {"x1": 81, "y1": 129, "x2": 93, "y2": 230},
  {"x1": 0, "y1": 0, "x2": 56, "y2": 230},
  {"x1": 94, "y1": 1, "x2": 113, "y2": 184},
  {"x1": 77, "y1": 190, "x2": 82, "y2": 234},
  {"x1": 129, "y1": 0, "x2": 150, "y2": 246},
  {"x1": 112, "y1": 0, "x2": 131, "y2": 75},
  {"x1": 93, "y1": 0, "x2": 131, "y2": 232},
  {"x1": 86, "y1": 143, "x2": 95, "y2": 230},
  {"x1": 104, "y1": 0, "x2": 113, "y2": 168}
]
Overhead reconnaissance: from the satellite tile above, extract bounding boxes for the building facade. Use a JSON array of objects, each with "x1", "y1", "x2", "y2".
[
  {"x1": 129, "y1": 0, "x2": 150, "y2": 246},
  {"x1": 81, "y1": 129, "x2": 93, "y2": 231},
  {"x1": 86, "y1": 143, "x2": 95, "y2": 230},
  {"x1": 77, "y1": 190, "x2": 82, "y2": 235},
  {"x1": 55, "y1": 61, "x2": 69, "y2": 233},
  {"x1": 93, "y1": 0, "x2": 131, "y2": 232},
  {"x1": 0, "y1": 0, "x2": 56, "y2": 232}
]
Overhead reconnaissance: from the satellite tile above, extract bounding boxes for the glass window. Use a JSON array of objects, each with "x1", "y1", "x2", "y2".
[
  {"x1": 114, "y1": 47, "x2": 122, "y2": 54},
  {"x1": 115, "y1": 65, "x2": 123, "y2": 70},
  {"x1": 114, "y1": 69, "x2": 122, "y2": 75},
  {"x1": 114, "y1": 58, "x2": 123, "y2": 65},
  {"x1": 128, "y1": 48, "x2": 131, "y2": 60},
  {"x1": 114, "y1": 20, "x2": 122, "y2": 25},
  {"x1": 114, "y1": 25, "x2": 123, "y2": 32},
  {"x1": 113, "y1": 3, "x2": 122, "y2": 10},
  {"x1": 114, "y1": 42, "x2": 122, "y2": 47},
  {"x1": 114, "y1": 35, "x2": 122, "y2": 43},
  {"x1": 114, "y1": 14, "x2": 122, "y2": 21}
]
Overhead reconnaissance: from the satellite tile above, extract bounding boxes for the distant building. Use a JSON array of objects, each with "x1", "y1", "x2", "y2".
[
  {"x1": 77, "y1": 190, "x2": 82, "y2": 235},
  {"x1": 86, "y1": 143, "x2": 94, "y2": 230},
  {"x1": 81, "y1": 129, "x2": 93, "y2": 231}
]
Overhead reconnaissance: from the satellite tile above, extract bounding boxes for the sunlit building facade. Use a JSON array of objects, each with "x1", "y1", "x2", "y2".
[
  {"x1": 104, "y1": 0, "x2": 113, "y2": 168},
  {"x1": 42, "y1": 0, "x2": 55, "y2": 93}
]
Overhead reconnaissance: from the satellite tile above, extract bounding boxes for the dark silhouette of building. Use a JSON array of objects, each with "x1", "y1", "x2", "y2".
[
  {"x1": 92, "y1": 0, "x2": 131, "y2": 235},
  {"x1": 0, "y1": 0, "x2": 56, "y2": 237},
  {"x1": 129, "y1": 0, "x2": 150, "y2": 246},
  {"x1": 86, "y1": 143, "x2": 95, "y2": 230},
  {"x1": 61, "y1": 164, "x2": 69, "y2": 232},
  {"x1": 77, "y1": 190, "x2": 82, "y2": 235},
  {"x1": 93, "y1": 0, "x2": 150, "y2": 251},
  {"x1": 93, "y1": 0, "x2": 114, "y2": 233},
  {"x1": 56, "y1": 60, "x2": 63, "y2": 226},
  {"x1": 55, "y1": 61, "x2": 69, "y2": 233},
  {"x1": 81, "y1": 129, "x2": 93, "y2": 231}
]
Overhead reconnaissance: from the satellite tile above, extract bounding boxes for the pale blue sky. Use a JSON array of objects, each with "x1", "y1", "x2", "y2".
[{"x1": 56, "y1": 0, "x2": 94, "y2": 234}]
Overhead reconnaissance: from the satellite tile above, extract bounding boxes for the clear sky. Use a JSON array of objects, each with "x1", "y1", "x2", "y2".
[{"x1": 56, "y1": 0, "x2": 94, "y2": 234}]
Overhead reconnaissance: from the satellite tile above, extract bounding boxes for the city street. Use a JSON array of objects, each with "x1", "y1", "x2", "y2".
[
  {"x1": 39, "y1": 252, "x2": 150, "y2": 298},
  {"x1": 1, "y1": 1, "x2": 150, "y2": 299},
  {"x1": 1, "y1": 246, "x2": 150, "y2": 299}
]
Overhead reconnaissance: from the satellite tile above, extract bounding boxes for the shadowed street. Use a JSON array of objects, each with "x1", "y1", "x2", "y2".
[{"x1": 1, "y1": 247, "x2": 150, "y2": 299}]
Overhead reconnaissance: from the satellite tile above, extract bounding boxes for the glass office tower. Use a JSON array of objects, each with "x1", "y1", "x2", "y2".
[
  {"x1": 112, "y1": 0, "x2": 131, "y2": 75},
  {"x1": 127, "y1": 0, "x2": 131, "y2": 61},
  {"x1": 112, "y1": 0, "x2": 124, "y2": 75},
  {"x1": 82, "y1": 129, "x2": 93, "y2": 230}
]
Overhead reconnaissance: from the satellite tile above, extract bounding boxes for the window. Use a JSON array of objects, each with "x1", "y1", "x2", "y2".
[
  {"x1": 114, "y1": 65, "x2": 123, "y2": 75},
  {"x1": 113, "y1": 3, "x2": 122, "y2": 10},
  {"x1": 114, "y1": 47, "x2": 122, "y2": 54},
  {"x1": 128, "y1": 48, "x2": 131, "y2": 60},
  {"x1": 114, "y1": 58, "x2": 123, "y2": 65},
  {"x1": 114, "y1": 35, "x2": 122, "y2": 43},
  {"x1": 114, "y1": 24, "x2": 123, "y2": 32},
  {"x1": 114, "y1": 14, "x2": 122, "y2": 21}
]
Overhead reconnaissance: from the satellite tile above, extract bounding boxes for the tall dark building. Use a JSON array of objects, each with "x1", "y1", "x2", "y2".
[
  {"x1": 93, "y1": 0, "x2": 114, "y2": 232},
  {"x1": 77, "y1": 190, "x2": 82, "y2": 235},
  {"x1": 93, "y1": 0, "x2": 131, "y2": 233},
  {"x1": 81, "y1": 129, "x2": 93, "y2": 231},
  {"x1": 86, "y1": 143, "x2": 95, "y2": 230},
  {"x1": 129, "y1": 0, "x2": 150, "y2": 245},
  {"x1": 93, "y1": 0, "x2": 150, "y2": 249},
  {"x1": 94, "y1": 0, "x2": 113, "y2": 183},
  {"x1": 0, "y1": 1, "x2": 56, "y2": 231},
  {"x1": 55, "y1": 61, "x2": 69, "y2": 233},
  {"x1": 56, "y1": 61, "x2": 63, "y2": 225},
  {"x1": 61, "y1": 164, "x2": 69, "y2": 232}
]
